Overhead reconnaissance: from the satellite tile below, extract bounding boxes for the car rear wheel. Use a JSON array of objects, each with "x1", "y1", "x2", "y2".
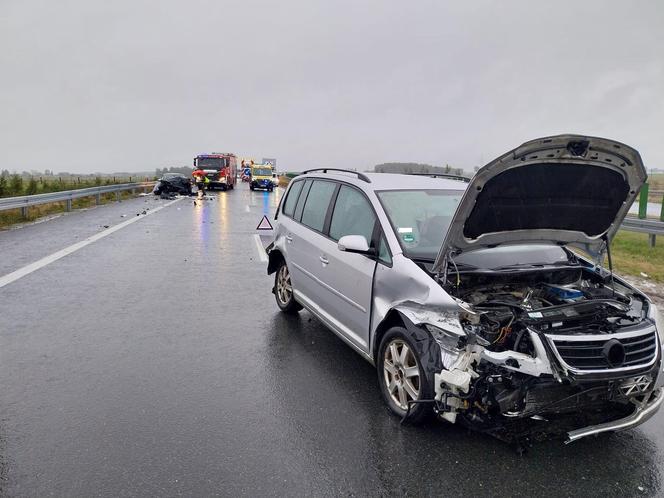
[
  {"x1": 275, "y1": 261, "x2": 302, "y2": 313},
  {"x1": 377, "y1": 326, "x2": 439, "y2": 423}
]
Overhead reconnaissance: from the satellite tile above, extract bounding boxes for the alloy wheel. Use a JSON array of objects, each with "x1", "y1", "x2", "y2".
[
  {"x1": 383, "y1": 339, "x2": 420, "y2": 410},
  {"x1": 276, "y1": 265, "x2": 293, "y2": 305}
]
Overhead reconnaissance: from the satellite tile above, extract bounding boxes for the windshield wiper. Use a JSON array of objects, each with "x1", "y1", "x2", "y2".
[
  {"x1": 408, "y1": 256, "x2": 479, "y2": 270},
  {"x1": 409, "y1": 257, "x2": 435, "y2": 264},
  {"x1": 491, "y1": 261, "x2": 579, "y2": 271}
]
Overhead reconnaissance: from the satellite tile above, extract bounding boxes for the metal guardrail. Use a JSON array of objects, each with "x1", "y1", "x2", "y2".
[
  {"x1": 0, "y1": 182, "x2": 154, "y2": 216},
  {"x1": 622, "y1": 217, "x2": 664, "y2": 235},
  {"x1": 622, "y1": 216, "x2": 664, "y2": 247}
]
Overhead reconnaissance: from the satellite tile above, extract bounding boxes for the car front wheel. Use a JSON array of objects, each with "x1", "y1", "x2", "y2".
[
  {"x1": 274, "y1": 261, "x2": 302, "y2": 313},
  {"x1": 377, "y1": 326, "x2": 439, "y2": 423}
]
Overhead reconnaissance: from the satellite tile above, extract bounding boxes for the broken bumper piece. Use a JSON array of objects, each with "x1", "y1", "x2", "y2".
[{"x1": 566, "y1": 387, "x2": 664, "y2": 443}]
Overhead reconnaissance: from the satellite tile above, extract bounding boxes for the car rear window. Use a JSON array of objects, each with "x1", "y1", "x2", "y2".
[
  {"x1": 301, "y1": 180, "x2": 337, "y2": 232},
  {"x1": 282, "y1": 180, "x2": 304, "y2": 217}
]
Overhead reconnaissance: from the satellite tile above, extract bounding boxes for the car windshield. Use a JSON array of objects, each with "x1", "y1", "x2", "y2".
[
  {"x1": 377, "y1": 189, "x2": 462, "y2": 260},
  {"x1": 253, "y1": 168, "x2": 272, "y2": 176},
  {"x1": 196, "y1": 157, "x2": 226, "y2": 169}
]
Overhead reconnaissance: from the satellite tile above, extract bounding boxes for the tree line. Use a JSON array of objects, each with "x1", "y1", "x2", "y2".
[
  {"x1": 0, "y1": 170, "x2": 142, "y2": 198},
  {"x1": 373, "y1": 162, "x2": 466, "y2": 176}
]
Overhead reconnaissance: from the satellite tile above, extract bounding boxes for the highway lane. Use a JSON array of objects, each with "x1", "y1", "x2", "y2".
[
  {"x1": 1, "y1": 184, "x2": 664, "y2": 497},
  {"x1": 0, "y1": 194, "x2": 168, "y2": 277}
]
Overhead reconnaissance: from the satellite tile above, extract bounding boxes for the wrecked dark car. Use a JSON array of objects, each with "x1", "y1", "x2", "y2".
[
  {"x1": 266, "y1": 135, "x2": 663, "y2": 445},
  {"x1": 153, "y1": 173, "x2": 192, "y2": 196}
]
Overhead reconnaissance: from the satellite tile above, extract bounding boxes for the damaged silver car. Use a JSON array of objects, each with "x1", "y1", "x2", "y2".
[{"x1": 266, "y1": 135, "x2": 663, "y2": 444}]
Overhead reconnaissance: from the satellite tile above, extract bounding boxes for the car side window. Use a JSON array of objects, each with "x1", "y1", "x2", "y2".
[
  {"x1": 300, "y1": 180, "x2": 337, "y2": 232},
  {"x1": 293, "y1": 180, "x2": 312, "y2": 221},
  {"x1": 282, "y1": 180, "x2": 304, "y2": 217},
  {"x1": 329, "y1": 185, "x2": 376, "y2": 244}
]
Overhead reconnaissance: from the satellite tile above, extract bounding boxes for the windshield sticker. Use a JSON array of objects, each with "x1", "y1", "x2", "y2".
[
  {"x1": 403, "y1": 233, "x2": 415, "y2": 243},
  {"x1": 398, "y1": 227, "x2": 413, "y2": 233}
]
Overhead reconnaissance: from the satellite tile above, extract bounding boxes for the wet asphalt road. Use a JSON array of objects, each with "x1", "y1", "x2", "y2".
[{"x1": 1, "y1": 186, "x2": 664, "y2": 497}]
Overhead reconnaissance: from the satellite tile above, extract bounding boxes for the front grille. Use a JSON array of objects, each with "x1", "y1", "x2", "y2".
[{"x1": 547, "y1": 325, "x2": 658, "y2": 374}]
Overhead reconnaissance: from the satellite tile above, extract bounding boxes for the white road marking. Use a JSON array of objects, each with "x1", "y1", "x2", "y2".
[
  {"x1": 253, "y1": 234, "x2": 268, "y2": 263},
  {"x1": 0, "y1": 197, "x2": 184, "y2": 289},
  {"x1": 245, "y1": 205, "x2": 250, "y2": 212}
]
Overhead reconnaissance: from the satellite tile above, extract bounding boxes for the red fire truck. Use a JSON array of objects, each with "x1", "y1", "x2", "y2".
[{"x1": 193, "y1": 153, "x2": 237, "y2": 191}]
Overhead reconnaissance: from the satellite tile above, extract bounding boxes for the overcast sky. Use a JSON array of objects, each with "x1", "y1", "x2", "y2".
[{"x1": 1, "y1": 0, "x2": 663, "y2": 174}]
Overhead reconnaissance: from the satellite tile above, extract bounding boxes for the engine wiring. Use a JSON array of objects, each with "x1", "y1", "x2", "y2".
[{"x1": 490, "y1": 314, "x2": 515, "y2": 344}]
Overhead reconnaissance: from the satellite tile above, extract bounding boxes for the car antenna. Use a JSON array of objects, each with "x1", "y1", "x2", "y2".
[{"x1": 602, "y1": 234, "x2": 615, "y2": 297}]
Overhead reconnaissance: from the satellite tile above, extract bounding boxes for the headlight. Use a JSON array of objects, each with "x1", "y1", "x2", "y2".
[{"x1": 648, "y1": 303, "x2": 664, "y2": 344}]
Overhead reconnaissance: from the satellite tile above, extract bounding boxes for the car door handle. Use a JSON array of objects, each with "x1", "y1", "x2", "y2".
[
  {"x1": 286, "y1": 235, "x2": 293, "y2": 243},
  {"x1": 319, "y1": 256, "x2": 329, "y2": 265}
]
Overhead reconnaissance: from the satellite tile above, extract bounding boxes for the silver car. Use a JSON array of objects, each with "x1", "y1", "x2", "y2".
[{"x1": 266, "y1": 134, "x2": 664, "y2": 444}]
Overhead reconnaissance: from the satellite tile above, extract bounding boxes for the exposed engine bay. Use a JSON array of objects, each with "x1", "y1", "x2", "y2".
[
  {"x1": 425, "y1": 263, "x2": 661, "y2": 445},
  {"x1": 457, "y1": 266, "x2": 644, "y2": 351}
]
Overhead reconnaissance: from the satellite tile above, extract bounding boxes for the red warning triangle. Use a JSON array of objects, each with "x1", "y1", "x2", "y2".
[{"x1": 256, "y1": 215, "x2": 274, "y2": 230}]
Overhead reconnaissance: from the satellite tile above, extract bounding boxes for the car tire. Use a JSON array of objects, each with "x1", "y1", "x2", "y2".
[
  {"x1": 377, "y1": 326, "x2": 441, "y2": 424},
  {"x1": 274, "y1": 261, "x2": 302, "y2": 313},
  {"x1": 250, "y1": 185, "x2": 255, "y2": 191}
]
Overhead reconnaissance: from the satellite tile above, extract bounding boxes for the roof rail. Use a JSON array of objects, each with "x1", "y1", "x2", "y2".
[
  {"x1": 405, "y1": 173, "x2": 471, "y2": 183},
  {"x1": 302, "y1": 168, "x2": 371, "y2": 183}
]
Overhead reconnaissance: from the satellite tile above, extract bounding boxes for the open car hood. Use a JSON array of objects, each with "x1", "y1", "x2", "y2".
[{"x1": 432, "y1": 135, "x2": 647, "y2": 274}]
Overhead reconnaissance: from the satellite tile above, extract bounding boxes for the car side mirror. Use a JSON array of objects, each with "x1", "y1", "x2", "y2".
[{"x1": 338, "y1": 235, "x2": 374, "y2": 255}]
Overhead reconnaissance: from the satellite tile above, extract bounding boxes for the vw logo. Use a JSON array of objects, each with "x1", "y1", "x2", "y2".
[{"x1": 602, "y1": 339, "x2": 626, "y2": 368}]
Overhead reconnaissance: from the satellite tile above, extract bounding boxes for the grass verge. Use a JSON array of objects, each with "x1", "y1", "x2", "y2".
[{"x1": 611, "y1": 230, "x2": 664, "y2": 283}]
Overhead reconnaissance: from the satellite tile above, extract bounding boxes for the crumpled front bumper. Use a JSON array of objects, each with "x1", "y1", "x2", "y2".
[{"x1": 566, "y1": 387, "x2": 664, "y2": 443}]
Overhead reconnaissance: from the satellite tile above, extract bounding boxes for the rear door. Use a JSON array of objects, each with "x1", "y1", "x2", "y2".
[{"x1": 287, "y1": 179, "x2": 338, "y2": 307}]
